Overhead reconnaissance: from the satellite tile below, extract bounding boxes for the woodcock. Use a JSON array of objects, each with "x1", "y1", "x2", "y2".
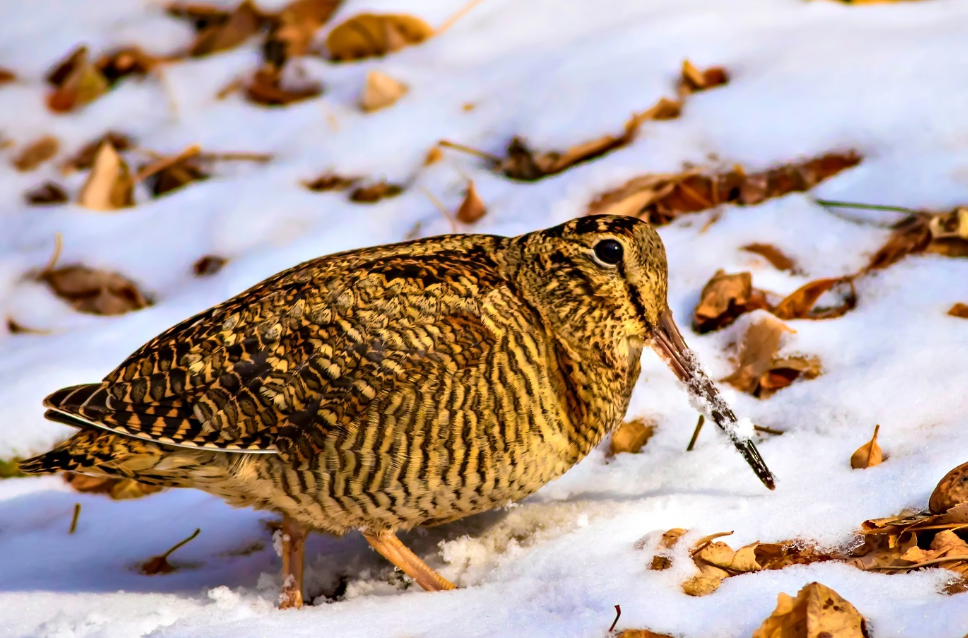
[{"x1": 22, "y1": 215, "x2": 775, "y2": 607}]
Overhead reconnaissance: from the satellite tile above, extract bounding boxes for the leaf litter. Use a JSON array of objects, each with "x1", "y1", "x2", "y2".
[
  {"x1": 12, "y1": 136, "x2": 60, "y2": 172},
  {"x1": 722, "y1": 314, "x2": 822, "y2": 398},
  {"x1": 609, "y1": 418, "x2": 656, "y2": 456},
  {"x1": 850, "y1": 425, "x2": 884, "y2": 469}
]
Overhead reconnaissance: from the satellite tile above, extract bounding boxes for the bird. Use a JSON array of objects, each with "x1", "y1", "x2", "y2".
[{"x1": 21, "y1": 214, "x2": 774, "y2": 607}]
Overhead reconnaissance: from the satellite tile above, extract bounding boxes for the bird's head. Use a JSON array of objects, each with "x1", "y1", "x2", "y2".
[{"x1": 507, "y1": 215, "x2": 776, "y2": 490}]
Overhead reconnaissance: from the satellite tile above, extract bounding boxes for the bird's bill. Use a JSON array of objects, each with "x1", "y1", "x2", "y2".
[{"x1": 650, "y1": 308, "x2": 777, "y2": 490}]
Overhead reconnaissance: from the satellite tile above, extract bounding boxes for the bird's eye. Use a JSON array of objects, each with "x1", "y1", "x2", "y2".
[{"x1": 593, "y1": 239, "x2": 623, "y2": 266}]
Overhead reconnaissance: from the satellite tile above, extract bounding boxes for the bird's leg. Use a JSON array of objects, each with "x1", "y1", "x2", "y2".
[
  {"x1": 279, "y1": 514, "x2": 308, "y2": 609},
  {"x1": 362, "y1": 530, "x2": 456, "y2": 592}
]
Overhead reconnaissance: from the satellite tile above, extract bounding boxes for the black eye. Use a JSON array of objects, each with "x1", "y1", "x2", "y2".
[{"x1": 593, "y1": 239, "x2": 623, "y2": 266}]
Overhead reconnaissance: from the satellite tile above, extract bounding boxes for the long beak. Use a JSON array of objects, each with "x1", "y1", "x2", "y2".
[{"x1": 651, "y1": 308, "x2": 776, "y2": 490}]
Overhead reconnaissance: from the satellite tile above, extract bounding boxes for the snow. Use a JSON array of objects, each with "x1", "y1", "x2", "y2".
[{"x1": 2, "y1": 0, "x2": 968, "y2": 636}]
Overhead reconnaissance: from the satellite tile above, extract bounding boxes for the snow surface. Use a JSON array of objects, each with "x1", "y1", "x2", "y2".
[{"x1": 2, "y1": 0, "x2": 968, "y2": 636}]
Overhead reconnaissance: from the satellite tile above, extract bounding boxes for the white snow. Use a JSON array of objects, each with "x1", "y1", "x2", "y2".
[{"x1": 3, "y1": 0, "x2": 968, "y2": 636}]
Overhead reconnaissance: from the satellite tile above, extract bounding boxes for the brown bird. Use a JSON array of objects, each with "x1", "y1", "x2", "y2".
[{"x1": 21, "y1": 215, "x2": 774, "y2": 607}]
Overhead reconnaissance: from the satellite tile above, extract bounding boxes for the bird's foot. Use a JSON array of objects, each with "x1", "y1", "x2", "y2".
[{"x1": 362, "y1": 529, "x2": 456, "y2": 592}]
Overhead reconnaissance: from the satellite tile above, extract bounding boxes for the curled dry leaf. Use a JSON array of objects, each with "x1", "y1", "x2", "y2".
[
  {"x1": 63, "y1": 131, "x2": 135, "y2": 173},
  {"x1": 188, "y1": 0, "x2": 265, "y2": 57},
  {"x1": 77, "y1": 141, "x2": 134, "y2": 211},
  {"x1": 326, "y1": 13, "x2": 434, "y2": 61},
  {"x1": 751, "y1": 582, "x2": 869, "y2": 638},
  {"x1": 609, "y1": 418, "x2": 656, "y2": 456},
  {"x1": 64, "y1": 472, "x2": 163, "y2": 500},
  {"x1": 360, "y1": 71, "x2": 408, "y2": 113},
  {"x1": 850, "y1": 425, "x2": 884, "y2": 470},
  {"x1": 866, "y1": 208, "x2": 968, "y2": 272},
  {"x1": 742, "y1": 243, "x2": 798, "y2": 273},
  {"x1": 263, "y1": 0, "x2": 341, "y2": 66},
  {"x1": 41, "y1": 265, "x2": 151, "y2": 316},
  {"x1": 246, "y1": 65, "x2": 322, "y2": 107},
  {"x1": 772, "y1": 277, "x2": 856, "y2": 321},
  {"x1": 350, "y1": 180, "x2": 404, "y2": 203},
  {"x1": 424, "y1": 146, "x2": 443, "y2": 166},
  {"x1": 692, "y1": 270, "x2": 769, "y2": 333},
  {"x1": 95, "y1": 47, "x2": 159, "y2": 86},
  {"x1": 588, "y1": 151, "x2": 861, "y2": 225},
  {"x1": 138, "y1": 147, "x2": 210, "y2": 198},
  {"x1": 303, "y1": 172, "x2": 358, "y2": 191},
  {"x1": 13, "y1": 136, "x2": 60, "y2": 172},
  {"x1": 456, "y1": 180, "x2": 486, "y2": 224},
  {"x1": 930, "y1": 462, "x2": 968, "y2": 514},
  {"x1": 25, "y1": 182, "x2": 69, "y2": 206},
  {"x1": 678, "y1": 59, "x2": 729, "y2": 97},
  {"x1": 46, "y1": 45, "x2": 109, "y2": 113},
  {"x1": 193, "y1": 255, "x2": 227, "y2": 277},
  {"x1": 948, "y1": 303, "x2": 968, "y2": 319},
  {"x1": 723, "y1": 315, "x2": 821, "y2": 398}
]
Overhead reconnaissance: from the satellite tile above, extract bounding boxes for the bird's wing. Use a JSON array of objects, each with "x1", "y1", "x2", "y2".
[{"x1": 44, "y1": 240, "x2": 514, "y2": 460}]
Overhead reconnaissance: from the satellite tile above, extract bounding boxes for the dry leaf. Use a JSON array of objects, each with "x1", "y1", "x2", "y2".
[
  {"x1": 682, "y1": 561, "x2": 729, "y2": 596},
  {"x1": 722, "y1": 315, "x2": 792, "y2": 395},
  {"x1": 95, "y1": 47, "x2": 159, "y2": 85},
  {"x1": 46, "y1": 46, "x2": 109, "y2": 112},
  {"x1": 752, "y1": 582, "x2": 869, "y2": 638},
  {"x1": 13, "y1": 136, "x2": 60, "y2": 172},
  {"x1": 678, "y1": 59, "x2": 729, "y2": 96},
  {"x1": 64, "y1": 473, "x2": 163, "y2": 500},
  {"x1": 743, "y1": 243, "x2": 798, "y2": 272},
  {"x1": 588, "y1": 152, "x2": 861, "y2": 225},
  {"x1": 303, "y1": 172, "x2": 358, "y2": 191},
  {"x1": 692, "y1": 270, "x2": 769, "y2": 333},
  {"x1": 77, "y1": 142, "x2": 134, "y2": 210},
  {"x1": 25, "y1": 182, "x2": 69, "y2": 206},
  {"x1": 757, "y1": 356, "x2": 821, "y2": 398},
  {"x1": 850, "y1": 425, "x2": 883, "y2": 469},
  {"x1": 948, "y1": 303, "x2": 968, "y2": 319},
  {"x1": 0, "y1": 67, "x2": 15, "y2": 85},
  {"x1": 193, "y1": 255, "x2": 227, "y2": 277},
  {"x1": 930, "y1": 462, "x2": 968, "y2": 514},
  {"x1": 648, "y1": 528, "x2": 688, "y2": 570},
  {"x1": 326, "y1": 13, "x2": 434, "y2": 61},
  {"x1": 189, "y1": 0, "x2": 264, "y2": 57},
  {"x1": 772, "y1": 277, "x2": 856, "y2": 321},
  {"x1": 360, "y1": 71, "x2": 408, "y2": 112},
  {"x1": 245, "y1": 65, "x2": 322, "y2": 106},
  {"x1": 41, "y1": 265, "x2": 150, "y2": 316},
  {"x1": 140, "y1": 150, "x2": 210, "y2": 198},
  {"x1": 350, "y1": 180, "x2": 403, "y2": 203},
  {"x1": 609, "y1": 418, "x2": 656, "y2": 456},
  {"x1": 63, "y1": 131, "x2": 135, "y2": 173},
  {"x1": 456, "y1": 180, "x2": 486, "y2": 224},
  {"x1": 424, "y1": 146, "x2": 443, "y2": 165},
  {"x1": 140, "y1": 528, "x2": 200, "y2": 575},
  {"x1": 263, "y1": 0, "x2": 341, "y2": 66}
]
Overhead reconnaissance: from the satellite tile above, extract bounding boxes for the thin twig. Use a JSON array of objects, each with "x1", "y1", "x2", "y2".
[
  {"x1": 162, "y1": 528, "x2": 201, "y2": 559},
  {"x1": 438, "y1": 140, "x2": 502, "y2": 164},
  {"x1": 753, "y1": 424, "x2": 784, "y2": 436},
  {"x1": 608, "y1": 604, "x2": 622, "y2": 633},
  {"x1": 199, "y1": 151, "x2": 274, "y2": 163},
  {"x1": 69, "y1": 503, "x2": 81, "y2": 534},
  {"x1": 418, "y1": 186, "x2": 458, "y2": 233},
  {"x1": 436, "y1": 0, "x2": 488, "y2": 35},
  {"x1": 40, "y1": 232, "x2": 63, "y2": 277},
  {"x1": 133, "y1": 144, "x2": 201, "y2": 184},
  {"x1": 690, "y1": 531, "x2": 734, "y2": 556},
  {"x1": 686, "y1": 415, "x2": 704, "y2": 451},
  {"x1": 814, "y1": 198, "x2": 925, "y2": 215}
]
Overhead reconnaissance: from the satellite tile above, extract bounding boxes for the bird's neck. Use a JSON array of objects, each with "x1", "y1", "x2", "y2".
[{"x1": 553, "y1": 337, "x2": 642, "y2": 460}]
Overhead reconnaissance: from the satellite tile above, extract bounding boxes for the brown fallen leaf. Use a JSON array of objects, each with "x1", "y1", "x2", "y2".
[
  {"x1": 0, "y1": 67, "x2": 15, "y2": 85},
  {"x1": 757, "y1": 356, "x2": 821, "y2": 398},
  {"x1": 850, "y1": 425, "x2": 884, "y2": 469},
  {"x1": 948, "y1": 303, "x2": 968, "y2": 319},
  {"x1": 682, "y1": 561, "x2": 730, "y2": 597},
  {"x1": 189, "y1": 0, "x2": 265, "y2": 57},
  {"x1": 326, "y1": 13, "x2": 434, "y2": 61},
  {"x1": 723, "y1": 315, "x2": 805, "y2": 397},
  {"x1": 424, "y1": 146, "x2": 443, "y2": 166},
  {"x1": 77, "y1": 141, "x2": 134, "y2": 211},
  {"x1": 25, "y1": 182, "x2": 69, "y2": 206},
  {"x1": 62, "y1": 131, "x2": 135, "y2": 174},
  {"x1": 193, "y1": 255, "x2": 227, "y2": 277},
  {"x1": 41, "y1": 265, "x2": 151, "y2": 315},
  {"x1": 141, "y1": 528, "x2": 201, "y2": 575},
  {"x1": 678, "y1": 59, "x2": 729, "y2": 97},
  {"x1": 7, "y1": 317, "x2": 51, "y2": 335},
  {"x1": 616, "y1": 630, "x2": 675, "y2": 638},
  {"x1": 648, "y1": 528, "x2": 687, "y2": 571},
  {"x1": 263, "y1": 0, "x2": 341, "y2": 66},
  {"x1": 772, "y1": 277, "x2": 856, "y2": 321},
  {"x1": 137, "y1": 146, "x2": 210, "y2": 198},
  {"x1": 609, "y1": 418, "x2": 656, "y2": 456},
  {"x1": 245, "y1": 65, "x2": 322, "y2": 107},
  {"x1": 360, "y1": 71, "x2": 408, "y2": 113},
  {"x1": 456, "y1": 180, "x2": 486, "y2": 224},
  {"x1": 865, "y1": 214, "x2": 932, "y2": 271},
  {"x1": 751, "y1": 582, "x2": 869, "y2": 638},
  {"x1": 46, "y1": 45, "x2": 110, "y2": 112},
  {"x1": 930, "y1": 462, "x2": 968, "y2": 514},
  {"x1": 692, "y1": 270, "x2": 769, "y2": 333},
  {"x1": 94, "y1": 47, "x2": 159, "y2": 86},
  {"x1": 13, "y1": 136, "x2": 60, "y2": 172},
  {"x1": 64, "y1": 473, "x2": 163, "y2": 500},
  {"x1": 742, "y1": 243, "x2": 798, "y2": 273},
  {"x1": 303, "y1": 171, "x2": 358, "y2": 191},
  {"x1": 350, "y1": 180, "x2": 404, "y2": 203},
  {"x1": 588, "y1": 152, "x2": 861, "y2": 225}
]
